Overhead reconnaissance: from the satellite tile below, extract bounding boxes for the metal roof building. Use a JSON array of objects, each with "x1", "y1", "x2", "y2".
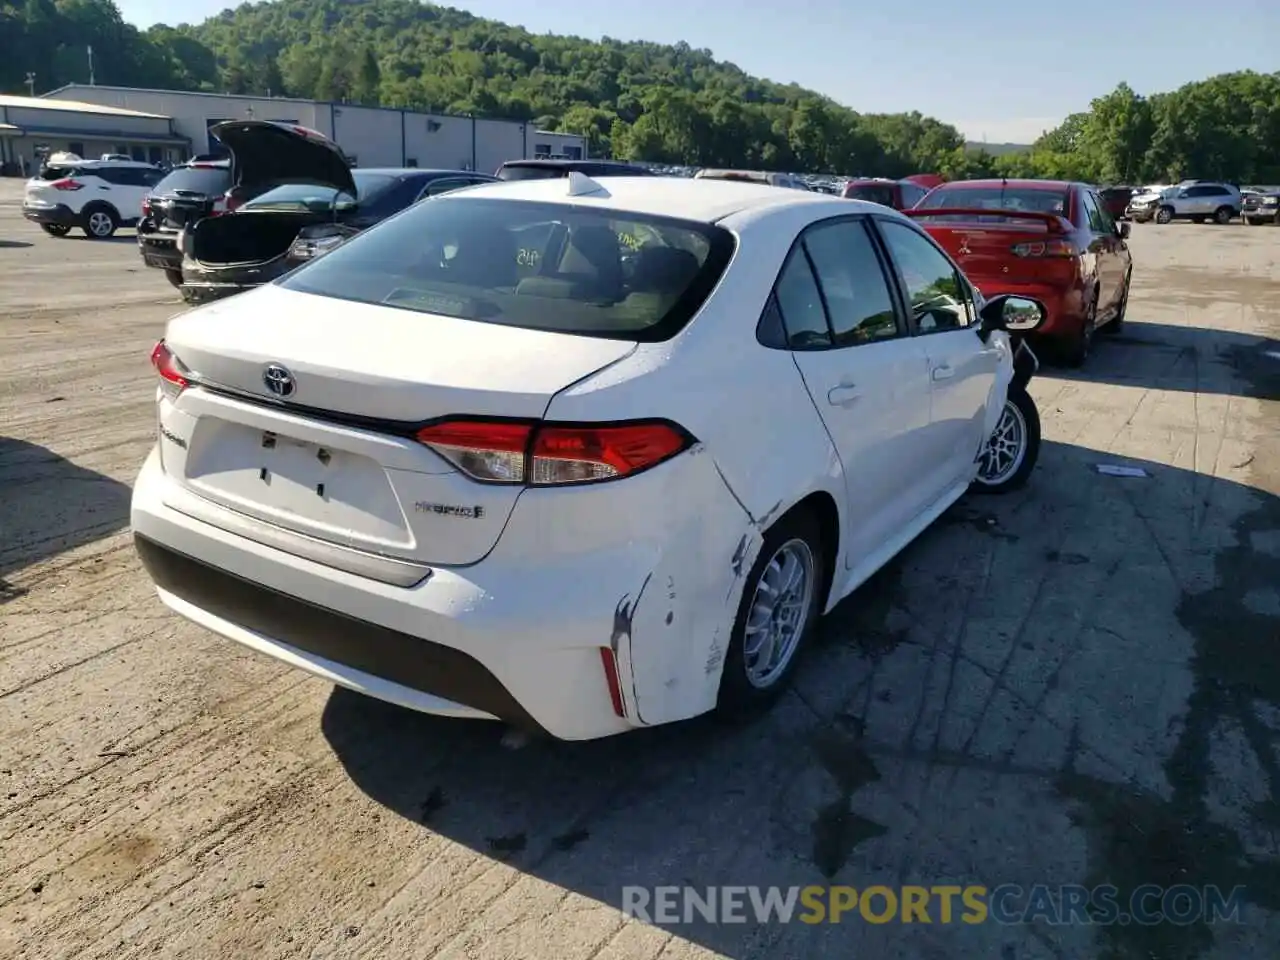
[{"x1": 27, "y1": 85, "x2": 586, "y2": 176}]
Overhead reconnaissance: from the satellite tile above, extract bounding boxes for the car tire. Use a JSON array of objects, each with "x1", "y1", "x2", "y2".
[
  {"x1": 39, "y1": 223, "x2": 71, "y2": 237},
  {"x1": 970, "y1": 385, "x2": 1041, "y2": 495},
  {"x1": 1213, "y1": 206, "x2": 1234, "y2": 225},
  {"x1": 1102, "y1": 270, "x2": 1131, "y2": 334},
  {"x1": 717, "y1": 508, "x2": 825, "y2": 715},
  {"x1": 164, "y1": 269, "x2": 184, "y2": 289},
  {"x1": 1062, "y1": 295, "x2": 1097, "y2": 368},
  {"x1": 1155, "y1": 206, "x2": 1174, "y2": 224},
  {"x1": 81, "y1": 204, "x2": 118, "y2": 239}
]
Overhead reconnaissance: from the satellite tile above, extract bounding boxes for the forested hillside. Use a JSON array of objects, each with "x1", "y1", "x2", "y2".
[{"x1": 3, "y1": 0, "x2": 1279, "y2": 182}]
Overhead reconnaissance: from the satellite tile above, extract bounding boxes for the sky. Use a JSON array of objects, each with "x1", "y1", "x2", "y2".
[{"x1": 115, "y1": 0, "x2": 1280, "y2": 145}]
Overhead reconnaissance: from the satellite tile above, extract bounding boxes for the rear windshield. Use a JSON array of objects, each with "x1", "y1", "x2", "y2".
[
  {"x1": 912, "y1": 186, "x2": 1069, "y2": 223},
  {"x1": 279, "y1": 197, "x2": 736, "y2": 341},
  {"x1": 37, "y1": 165, "x2": 80, "y2": 181},
  {"x1": 152, "y1": 166, "x2": 232, "y2": 195},
  {"x1": 497, "y1": 165, "x2": 565, "y2": 181},
  {"x1": 242, "y1": 172, "x2": 396, "y2": 211},
  {"x1": 844, "y1": 184, "x2": 897, "y2": 206}
]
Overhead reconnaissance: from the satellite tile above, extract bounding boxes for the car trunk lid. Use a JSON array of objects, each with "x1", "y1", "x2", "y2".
[
  {"x1": 157, "y1": 284, "x2": 637, "y2": 568},
  {"x1": 903, "y1": 208, "x2": 1078, "y2": 286},
  {"x1": 210, "y1": 119, "x2": 356, "y2": 197}
]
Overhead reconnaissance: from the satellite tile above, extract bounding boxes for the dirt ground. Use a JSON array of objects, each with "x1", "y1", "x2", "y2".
[{"x1": 2, "y1": 178, "x2": 1279, "y2": 960}]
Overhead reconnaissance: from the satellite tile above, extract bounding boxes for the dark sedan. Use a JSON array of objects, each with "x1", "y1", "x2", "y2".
[{"x1": 178, "y1": 167, "x2": 497, "y2": 303}]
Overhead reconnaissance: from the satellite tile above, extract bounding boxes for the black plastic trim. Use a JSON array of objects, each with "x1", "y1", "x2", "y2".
[{"x1": 134, "y1": 534, "x2": 546, "y2": 734}]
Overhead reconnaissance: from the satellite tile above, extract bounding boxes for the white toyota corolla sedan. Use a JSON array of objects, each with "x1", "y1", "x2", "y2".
[{"x1": 131, "y1": 173, "x2": 1046, "y2": 741}]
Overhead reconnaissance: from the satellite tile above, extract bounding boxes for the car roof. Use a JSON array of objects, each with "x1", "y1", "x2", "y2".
[
  {"x1": 54, "y1": 159, "x2": 157, "y2": 169},
  {"x1": 936, "y1": 179, "x2": 1074, "y2": 191},
  {"x1": 446, "y1": 175, "x2": 865, "y2": 224},
  {"x1": 501, "y1": 159, "x2": 645, "y2": 170},
  {"x1": 359, "y1": 167, "x2": 495, "y2": 177}
]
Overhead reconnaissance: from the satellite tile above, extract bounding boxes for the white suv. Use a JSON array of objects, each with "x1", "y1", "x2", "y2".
[{"x1": 22, "y1": 159, "x2": 165, "y2": 239}]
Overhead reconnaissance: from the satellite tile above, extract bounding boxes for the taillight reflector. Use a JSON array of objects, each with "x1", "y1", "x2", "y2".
[
  {"x1": 223, "y1": 190, "x2": 244, "y2": 212},
  {"x1": 599, "y1": 648, "x2": 626, "y2": 717},
  {"x1": 50, "y1": 178, "x2": 83, "y2": 191},
  {"x1": 150, "y1": 340, "x2": 189, "y2": 392},
  {"x1": 1011, "y1": 238, "x2": 1078, "y2": 258},
  {"x1": 414, "y1": 418, "x2": 693, "y2": 486}
]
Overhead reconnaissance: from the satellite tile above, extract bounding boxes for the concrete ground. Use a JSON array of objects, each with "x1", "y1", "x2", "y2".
[{"x1": 1, "y1": 177, "x2": 1278, "y2": 959}]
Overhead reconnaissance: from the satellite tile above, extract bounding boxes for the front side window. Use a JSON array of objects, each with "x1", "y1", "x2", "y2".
[
  {"x1": 877, "y1": 221, "x2": 974, "y2": 333},
  {"x1": 279, "y1": 197, "x2": 735, "y2": 341},
  {"x1": 801, "y1": 220, "x2": 900, "y2": 346}
]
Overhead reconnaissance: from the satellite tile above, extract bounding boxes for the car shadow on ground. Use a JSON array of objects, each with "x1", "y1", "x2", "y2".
[
  {"x1": 0, "y1": 240, "x2": 33, "y2": 249},
  {"x1": 0, "y1": 438, "x2": 132, "y2": 602},
  {"x1": 1040, "y1": 322, "x2": 1280, "y2": 401},
  {"x1": 323, "y1": 440, "x2": 1280, "y2": 959}
]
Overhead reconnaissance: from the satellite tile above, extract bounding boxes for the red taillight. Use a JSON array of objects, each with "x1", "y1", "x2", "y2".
[
  {"x1": 141, "y1": 198, "x2": 152, "y2": 217},
  {"x1": 1011, "y1": 238, "x2": 1078, "y2": 258},
  {"x1": 50, "y1": 178, "x2": 83, "y2": 191},
  {"x1": 223, "y1": 190, "x2": 244, "y2": 212},
  {"x1": 150, "y1": 340, "x2": 189, "y2": 392},
  {"x1": 413, "y1": 418, "x2": 692, "y2": 486},
  {"x1": 599, "y1": 648, "x2": 626, "y2": 717}
]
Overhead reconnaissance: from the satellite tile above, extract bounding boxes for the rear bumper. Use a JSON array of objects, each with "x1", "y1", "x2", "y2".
[
  {"x1": 180, "y1": 258, "x2": 295, "y2": 302},
  {"x1": 138, "y1": 229, "x2": 182, "y2": 270},
  {"x1": 129, "y1": 447, "x2": 665, "y2": 740},
  {"x1": 22, "y1": 203, "x2": 77, "y2": 227},
  {"x1": 134, "y1": 532, "x2": 545, "y2": 733}
]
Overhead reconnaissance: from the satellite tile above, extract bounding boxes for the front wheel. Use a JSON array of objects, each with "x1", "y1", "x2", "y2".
[
  {"x1": 1155, "y1": 206, "x2": 1174, "y2": 225},
  {"x1": 81, "y1": 206, "x2": 118, "y2": 239},
  {"x1": 718, "y1": 510, "x2": 824, "y2": 715},
  {"x1": 971, "y1": 386, "x2": 1041, "y2": 495}
]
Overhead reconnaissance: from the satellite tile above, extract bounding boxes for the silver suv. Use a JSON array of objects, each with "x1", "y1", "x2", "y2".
[{"x1": 1131, "y1": 181, "x2": 1241, "y2": 225}]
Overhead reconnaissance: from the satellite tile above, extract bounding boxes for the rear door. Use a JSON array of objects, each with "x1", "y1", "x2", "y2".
[
  {"x1": 875, "y1": 218, "x2": 1000, "y2": 491},
  {"x1": 776, "y1": 217, "x2": 935, "y2": 562}
]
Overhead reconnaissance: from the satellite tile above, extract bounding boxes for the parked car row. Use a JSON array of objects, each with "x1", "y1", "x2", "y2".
[{"x1": 131, "y1": 171, "x2": 1052, "y2": 742}]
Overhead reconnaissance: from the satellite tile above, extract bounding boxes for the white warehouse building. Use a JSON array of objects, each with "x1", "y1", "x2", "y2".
[{"x1": 29, "y1": 84, "x2": 587, "y2": 174}]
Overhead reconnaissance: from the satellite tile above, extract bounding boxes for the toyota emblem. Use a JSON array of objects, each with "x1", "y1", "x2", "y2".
[{"x1": 262, "y1": 363, "x2": 295, "y2": 398}]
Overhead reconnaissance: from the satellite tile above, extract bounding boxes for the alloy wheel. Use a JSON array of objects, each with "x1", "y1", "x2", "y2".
[
  {"x1": 742, "y1": 538, "x2": 815, "y2": 689},
  {"x1": 88, "y1": 211, "x2": 114, "y2": 237},
  {"x1": 977, "y1": 399, "x2": 1028, "y2": 485}
]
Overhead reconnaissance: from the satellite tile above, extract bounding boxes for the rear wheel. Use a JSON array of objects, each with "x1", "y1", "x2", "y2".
[
  {"x1": 1102, "y1": 270, "x2": 1131, "y2": 334},
  {"x1": 718, "y1": 510, "x2": 824, "y2": 715},
  {"x1": 971, "y1": 386, "x2": 1041, "y2": 495},
  {"x1": 39, "y1": 223, "x2": 71, "y2": 237},
  {"x1": 1155, "y1": 206, "x2": 1174, "y2": 224},
  {"x1": 1213, "y1": 206, "x2": 1234, "y2": 224},
  {"x1": 81, "y1": 205, "x2": 118, "y2": 239},
  {"x1": 1062, "y1": 295, "x2": 1097, "y2": 368}
]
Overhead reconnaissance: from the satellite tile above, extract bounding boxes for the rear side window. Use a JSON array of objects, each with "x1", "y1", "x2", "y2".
[
  {"x1": 844, "y1": 184, "x2": 897, "y2": 207},
  {"x1": 497, "y1": 165, "x2": 561, "y2": 181},
  {"x1": 280, "y1": 197, "x2": 736, "y2": 342},
  {"x1": 802, "y1": 221, "x2": 900, "y2": 345},
  {"x1": 914, "y1": 186, "x2": 1069, "y2": 224},
  {"x1": 153, "y1": 166, "x2": 232, "y2": 195},
  {"x1": 37, "y1": 165, "x2": 80, "y2": 181}
]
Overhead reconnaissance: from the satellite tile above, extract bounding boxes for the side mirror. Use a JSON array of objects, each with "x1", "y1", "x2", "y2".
[
  {"x1": 978, "y1": 294, "x2": 1047, "y2": 340},
  {"x1": 1117, "y1": 221, "x2": 1131, "y2": 239}
]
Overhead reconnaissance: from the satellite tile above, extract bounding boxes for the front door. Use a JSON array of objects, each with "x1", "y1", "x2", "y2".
[
  {"x1": 875, "y1": 218, "x2": 1001, "y2": 491},
  {"x1": 775, "y1": 217, "x2": 934, "y2": 564}
]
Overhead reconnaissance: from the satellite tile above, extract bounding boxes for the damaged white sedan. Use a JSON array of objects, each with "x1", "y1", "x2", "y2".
[{"x1": 131, "y1": 172, "x2": 1046, "y2": 740}]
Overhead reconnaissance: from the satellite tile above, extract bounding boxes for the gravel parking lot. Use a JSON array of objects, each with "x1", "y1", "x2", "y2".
[{"x1": 2, "y1": 177, "x2": 1279, "y2": 960}]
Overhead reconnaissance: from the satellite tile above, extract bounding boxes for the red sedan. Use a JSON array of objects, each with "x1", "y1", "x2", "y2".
[{"x1": 904, "y1": 179, "x2": 1133, "y2": 366}]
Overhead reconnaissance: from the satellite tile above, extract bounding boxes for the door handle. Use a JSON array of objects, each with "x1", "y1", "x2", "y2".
[
  {"x1": 827, "y1": 382, "x2": 861, "y2": 406},
  {"x1": 931, "y1": 365, "x2": 955, "y2": 381}
]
